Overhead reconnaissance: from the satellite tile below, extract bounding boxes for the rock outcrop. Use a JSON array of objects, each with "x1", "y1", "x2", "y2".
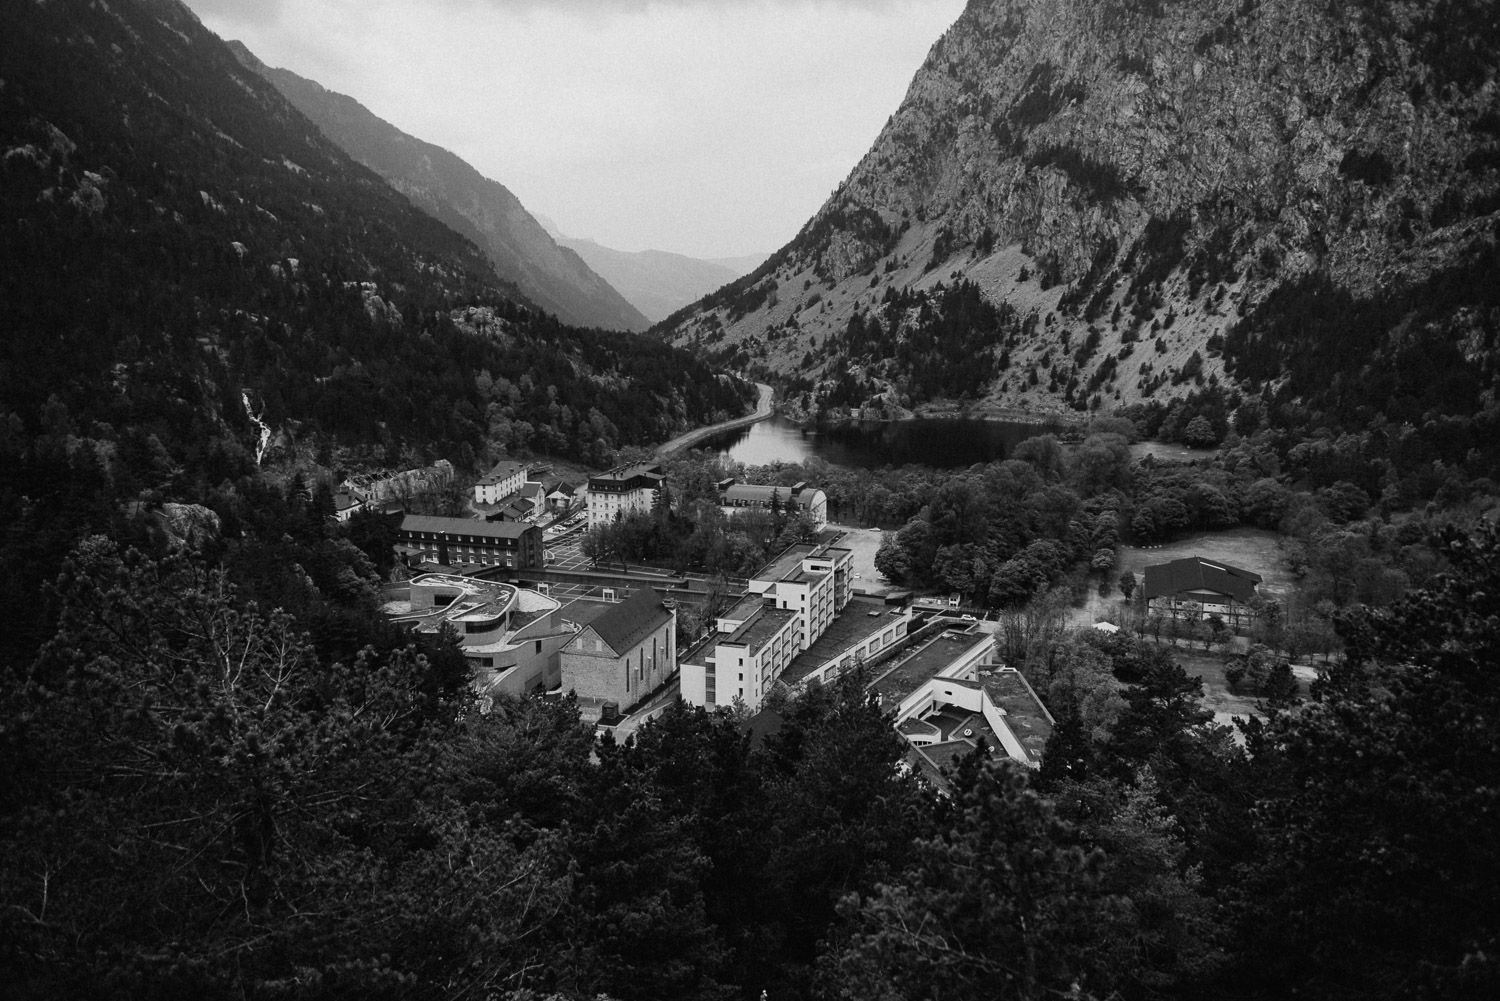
[{"x1": 655, "y1": 0, "x2": 1500, "y2": 421}]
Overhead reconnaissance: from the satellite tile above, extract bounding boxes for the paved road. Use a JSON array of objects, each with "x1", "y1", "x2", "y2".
[
  {"x1": 657, "y1": 382, "x2": 773, "y2": 457},
  {"x1": 608, "y1": 675, "x2": 684, "y2": 742}
]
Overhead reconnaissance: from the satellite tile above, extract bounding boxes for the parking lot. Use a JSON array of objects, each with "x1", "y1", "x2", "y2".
[{"x1": 543, "y1": 524, "x2": 591, "y2": 571}]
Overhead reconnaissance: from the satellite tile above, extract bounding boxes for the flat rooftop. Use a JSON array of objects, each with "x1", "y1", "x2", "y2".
[
  {"x1": 757, "y1": 544, "x2": 818, "y2": 583},
  {"x1": 908, "y1": 740, "x2": 980, "y2": 785},
  {"x1": 979, "y1": 666, "x2": 1054, "y2": 765},
  {"x1": 869, "y1": 629, "x2": 991, "y2": 706},
  {"x1": 725, "y1": 606, "x2": 798, "y2": 654},
  {"x1": 781, "y1": 599, "x2": 902, "y2": 684},
  {"x1": 723, "y1": 595, "x2": 766, "y2": 624}
]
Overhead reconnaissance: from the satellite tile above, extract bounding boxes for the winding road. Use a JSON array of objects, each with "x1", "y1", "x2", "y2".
[{"x1": 656, "y1": 382, "x2": 773, "y2": 457}]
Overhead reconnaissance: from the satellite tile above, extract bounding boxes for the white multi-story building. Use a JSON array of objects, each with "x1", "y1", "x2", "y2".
[
  {"x1": 681, "y1": 540, "x2": 860, "y2": 714},
  {"x1": 586, "y1": 462, "x2": 665, "y2": 529},
  {"x1": 473, "y1": 460, "x2": 528, "y2": 506},
  {"x1": 748, "y1": 542, "x2": 852, "y2": 653},
  {"x1": 680, "y1": 596, "x2": 800, "y2": 711}
]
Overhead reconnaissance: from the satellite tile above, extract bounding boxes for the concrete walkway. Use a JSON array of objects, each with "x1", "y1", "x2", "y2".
[{"x1": 656, "y1": 382, "x2": 773, "y2": 457}]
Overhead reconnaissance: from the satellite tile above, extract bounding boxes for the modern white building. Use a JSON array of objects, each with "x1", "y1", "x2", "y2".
[
  {"x1": 748, "y1": 541, "x2": 852, "y2": 653},
  {"x1": 778, "y1": 604, "x2": 913, "y2": 692},
  {"x1": 867, "y1": 628, "x2": 1054, "y2": 787},
  {"x1": 383, "y1": 574, "x2": 563, "y2": 699},
  {"x1": 680, "y1": 596, "x2": 801, "y2": 710},
  {"x1": 682, "y1": 539, "x2": 869, "y2": 714},
  {"x1": 585, "y1": 462, "x2": 665, "y2": 529}
]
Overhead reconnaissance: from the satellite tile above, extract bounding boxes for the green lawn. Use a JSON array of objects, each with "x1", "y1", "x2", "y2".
[{"x1": 1118, "y1": 526, "x2": 1293, "y2": 600}]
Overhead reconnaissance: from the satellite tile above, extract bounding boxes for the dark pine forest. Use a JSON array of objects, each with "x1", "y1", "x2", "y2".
[{"x1": 1, "y1": 3, "x2": 1497, "y2": 1001}]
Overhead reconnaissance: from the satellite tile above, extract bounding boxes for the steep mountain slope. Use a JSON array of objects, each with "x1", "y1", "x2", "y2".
[
  {"x1": 656, "y1": 0, "x2": 1500, "y2": 425},
  {"x1": 0, "y1": 0, "x2": 751, "y2": 470},
  {"x1": 228, "y1": 42, "x2": 649, "y2": 333},
  {"x1": 555, "y1": 236, "x2": 759, "y2": 322}
]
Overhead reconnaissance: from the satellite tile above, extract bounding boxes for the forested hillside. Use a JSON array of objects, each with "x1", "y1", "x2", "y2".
[
  {"x1": 3, "y1": 3, "x2": 1497, "y2": 999},
  {"x1": 0, "y1": 0, "x2": 753, "y2": 666},
  {"x1": 4, "y1": 520, "x2": 1497, "y2": 1000},
  {"x1": 228, "y1": 42, "x2": 651, "y2": 333}
]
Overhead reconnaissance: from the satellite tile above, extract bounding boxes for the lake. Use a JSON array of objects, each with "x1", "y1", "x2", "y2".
[{"x1": 700, "y1": 414, "x2": 1064, "y2": 471}]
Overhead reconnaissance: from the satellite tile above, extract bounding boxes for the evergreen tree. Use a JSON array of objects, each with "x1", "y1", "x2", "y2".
[{"x1": 1229, "y1": 523, "x2": 1500, "y2": 999}]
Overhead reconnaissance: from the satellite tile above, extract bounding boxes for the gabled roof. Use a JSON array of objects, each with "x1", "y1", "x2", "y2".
[
  {"x1": 558, "y1": 598, "x2": 612, "y2": 625},
  {"x1": 589, "y1": 462, "x2": 664, "y2": 488},
  {"x1": 588, "y1": 588, "x2": 673, "y2": 655},
  {"x1": 401, "y1": 514, "x2": 535, "y2": 540},
  {"x1": 477, "y1": 460, "x2": 527, "y2": 486},
  {"x1": 723, "y1": 483, "x2": 824, "y2": 505},
  {"x1": 1142, "y1": 556, "x2": 1261, "y2": 603}
]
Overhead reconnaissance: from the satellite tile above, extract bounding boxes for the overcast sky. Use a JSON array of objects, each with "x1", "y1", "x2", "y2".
[{"x1": 182, "y1": 0, "x2": 965, "y2": 259}]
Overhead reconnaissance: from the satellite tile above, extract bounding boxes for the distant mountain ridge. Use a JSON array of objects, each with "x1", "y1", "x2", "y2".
[
  {"x1": 228, "y1": 42, "x2": 649, "y2": 333},
  {"x1": 555, "y1": 236, "x2": 764, "y2": 323},
  {"x1": 655, "y1": 0, "x2": 1500, "y2": 425},
  {"x1": 0, "y1": 0, "x2": 752, "y2": 472},
  {"x1": 531, "y1": 214, "x2": 765, "y2": 322}
]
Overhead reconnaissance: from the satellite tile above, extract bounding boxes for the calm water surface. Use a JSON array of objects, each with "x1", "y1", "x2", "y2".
[{"x1": 702, "y1": 415, "x2": 1062, "y2": 470}]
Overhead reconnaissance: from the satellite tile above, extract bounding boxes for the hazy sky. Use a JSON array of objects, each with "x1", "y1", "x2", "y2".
[{"x1": 182, "y1": 0, "x2": 966, "y2": 259}]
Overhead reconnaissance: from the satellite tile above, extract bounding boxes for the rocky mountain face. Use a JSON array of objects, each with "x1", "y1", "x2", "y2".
[
  {"x1": 228, "y1": 43, "x2": 649, "y2": 333},
  {"x1": 656, "y1": 0, "x2": 1500, "y2": 425},
  {"x1": 553, "y1": 236, "x2": 760, "y2": 323}
]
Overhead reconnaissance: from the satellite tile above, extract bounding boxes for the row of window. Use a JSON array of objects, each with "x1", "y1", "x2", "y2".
[{"x1": 403, "y1": 532, "x2": 530, "y2": 549}]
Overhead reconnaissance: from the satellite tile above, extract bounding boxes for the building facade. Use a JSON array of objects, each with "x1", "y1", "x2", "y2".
[
  {"x1": 681, "y1": 540, "x2": 859, "y2": 714},
  {"x1": 397, "y1": 514, "x2": 543, "y2": 569},
  {"x1": 748, "y1": 542, "x2": 852, "y2": 652},
  {"x1": 559, "y1": 588, "x2": 676, "y2": 716},
  {"x1": 586, "y1": 462, "x2": 665, "y2": 529},
  {"x1": 386, "y1": 574, "x2": 563, "y2": 699},
  {"x1": 1143, "y1": 556, "x2": 1262, "y2": 625},
  {"x1": 332, "y1": 489, "x2": 366, "y2": 523},
  {"x1": 473, "y1": 460, "x2": 528, "y2": 506},
  {"x1": 718, "y1": 480, "x2": 829, "y2": 531},
  {"x1": 680, "y1": 596, "x2": 800, "y2": 711}
]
